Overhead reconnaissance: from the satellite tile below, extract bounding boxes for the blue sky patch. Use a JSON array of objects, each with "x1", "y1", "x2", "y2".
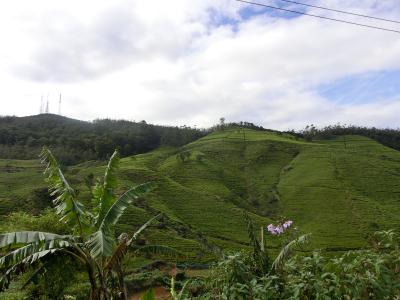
[
  {"x1": 318, "y1": 70, "x2": 400, "y2": 104},
  {"x1": 208, "y1": 1, "x2": 305, "y2": 30},
  {"x1": 238, "y1": 0, "x2": 307, "y2": 21}
]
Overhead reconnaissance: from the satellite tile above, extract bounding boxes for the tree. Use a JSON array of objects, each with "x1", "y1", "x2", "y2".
[
  {"x1": 219, "y1": 117, "x2": 225, "y2": 131},
  {"x1": 303, "y1": 124, "x2": 317, "y2": 142},
  {"x1": 0, "y1": 147, "x2": 166, "y2": 299},
  {"x1": 0, "y1": 115, "x2": 206, "y2": 164}
]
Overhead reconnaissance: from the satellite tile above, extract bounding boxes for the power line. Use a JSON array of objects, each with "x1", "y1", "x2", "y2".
[
  {"x1": 235, "y1": 0, "x2": 400, "y2": 34},
  {"x1": 276, "y1": 0, "x2": 400, "y2": 24}
]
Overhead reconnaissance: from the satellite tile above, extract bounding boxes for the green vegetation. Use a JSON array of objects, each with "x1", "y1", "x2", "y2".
[
  {"x1": 0, "y1": 148, "x2": 174, "y2": 299},
  {"x1": 203, "y1": 226, "x2": 400, "y2": 299},
  {"x1": 1, "y1": 123, "x2": 400, "y2": 298},
  {"x1": 300, "y1": 124, "x2": 400, "y2": 151},
  {"x1": 0, "y1": 114, "x2": 205, "y2": 164},
  {"x1": 2, "y1": 128, "x2": 400, "y2": 256}
]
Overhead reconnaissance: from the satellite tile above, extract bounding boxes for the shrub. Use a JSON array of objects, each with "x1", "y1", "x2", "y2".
[{"x1": 204, "y1": 230, "x2": 400, "y2": 299}]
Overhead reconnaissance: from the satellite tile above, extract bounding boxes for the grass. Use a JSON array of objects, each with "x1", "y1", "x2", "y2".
[
  {"x1": 1, "y1": 129, "x2": 400, "y2": 261},
  {"x1": 0, "y1": 159, "x2": 46, "y2": 215}
]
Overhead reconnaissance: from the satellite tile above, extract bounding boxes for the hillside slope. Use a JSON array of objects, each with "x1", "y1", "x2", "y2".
[{"x1": 1, "y1": 129, "x2": 400, "y2": 260}]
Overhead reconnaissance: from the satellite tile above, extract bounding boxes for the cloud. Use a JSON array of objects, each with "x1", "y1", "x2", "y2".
[
  {"x1": 9, "y1": 1, "x2": 203, "y2": 82},
  {"x1": 0, "y1": 0, "x2": 399, "y2": 129}
]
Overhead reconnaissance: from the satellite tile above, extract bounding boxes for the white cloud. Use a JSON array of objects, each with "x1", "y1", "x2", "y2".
[{"x1": 0, "y1": 0, "x2": 399, "y2": 129}]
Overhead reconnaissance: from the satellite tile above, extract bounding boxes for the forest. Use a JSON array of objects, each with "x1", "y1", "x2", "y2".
[
  {"x1": 0, "y1": 114, "x2": 206, "y2": 165},
  {"x1": 298, "y1": 124, "x2": 400, "y2": 150}
]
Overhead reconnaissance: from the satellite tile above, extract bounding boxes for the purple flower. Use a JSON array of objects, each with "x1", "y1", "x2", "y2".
[
  {"x1": 283, "y1": 220, "x2": 293, "y2": 229},
  {"x1": 267, "y1": 220, "x2": 294, "y2": 235},
  {"x1": 267, "y1": 224, "x2": 275, "y2": 232}
]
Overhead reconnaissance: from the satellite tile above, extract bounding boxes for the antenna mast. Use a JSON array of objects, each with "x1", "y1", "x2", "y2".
[
  {"x1": 40, "y1": 95, "x2": 44, "y2": 114},
  {"x1": 58, "y1": 93, "x2": 62, "y2": 115},
  {"x1": 45, "y1": 95, "x2": 49, "y2": 114}
]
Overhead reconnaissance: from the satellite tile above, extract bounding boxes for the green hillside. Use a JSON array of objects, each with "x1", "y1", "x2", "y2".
[{"x1": 1, "y1": 128, "x2": 400, "y2": 260}]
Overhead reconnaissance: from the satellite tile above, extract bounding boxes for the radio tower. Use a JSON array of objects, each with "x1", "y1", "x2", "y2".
[
  {"x1": 45, "y1": 96, "x2": 49, "y2": 114},
  {"x1": 58, "y1": 93, "x2": 62, "y2": 115},
  {"x1": 39, "y1": 95, "x2": 44, "y2": 114}
]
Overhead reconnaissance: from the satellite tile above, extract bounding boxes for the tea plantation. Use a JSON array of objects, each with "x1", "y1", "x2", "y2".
[{"x1": 1, "y1": 128, "x2": 400, "y2": 261}]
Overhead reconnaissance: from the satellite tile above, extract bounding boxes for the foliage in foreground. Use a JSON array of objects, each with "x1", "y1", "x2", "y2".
[
  {"x1": 204, "y1": 229, "x2": 400, "y2": 299},
  {"x1": 134, "y1": 222, "x2": 400, "y2": 299},
  {"x1": 0, "y1": 147, "x2": 175, "y2": 299}
]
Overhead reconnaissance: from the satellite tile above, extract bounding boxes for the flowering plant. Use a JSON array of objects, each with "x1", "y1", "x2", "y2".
[{"x1": 267, "y1": 220, "x2": 293, "y2": 235}]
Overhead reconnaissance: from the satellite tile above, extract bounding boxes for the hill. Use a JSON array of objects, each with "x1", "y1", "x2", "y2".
[
  {"x1": 0, "y1": 114, "x2": 205, "y2": 165},
  {"x1": 1, "y1": 128, "x2": 400, "y2": 261}
]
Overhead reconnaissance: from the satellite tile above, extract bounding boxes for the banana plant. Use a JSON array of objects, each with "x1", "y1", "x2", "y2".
[{"x1": 0, "y1": 147, "x2": 163, "y2": 300}]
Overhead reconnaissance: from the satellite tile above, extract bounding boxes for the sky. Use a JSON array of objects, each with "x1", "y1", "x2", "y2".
[{"x1": 0, "y1": 0, "x2": 399, "y2": 130}]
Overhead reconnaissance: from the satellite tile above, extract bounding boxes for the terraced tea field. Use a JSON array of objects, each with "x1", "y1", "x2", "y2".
[{"x1": 1, "y1": 129, "x2": 400, "y2": 261}]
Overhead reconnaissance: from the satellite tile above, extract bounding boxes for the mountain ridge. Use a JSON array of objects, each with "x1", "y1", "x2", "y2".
[{"x1": 0, "y1": 114, "x2": 206, "y2": 164}]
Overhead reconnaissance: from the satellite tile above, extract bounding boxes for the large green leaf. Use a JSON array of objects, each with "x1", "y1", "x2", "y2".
[
  {"x1": 104, "y1": 214, "x2": 162, "y2": 272},
  {"x1": 94, "y1": 150, "x2": 120, "y2": 228},
  {"x1": 0, "y1": 234, "x2": 71, "y2": 291},
  {"x1": 0, "y1": 239, "x2": 70, "y2": 268},
  {"x1": 86, "y1": 230, "x2": 115, "y2": 259},
  {"x1": 272, "y1": 234, "x2": 310, "y2": 271},
  {"x1": 40, "y1": 147, "x2": 87, "y2": 232},
  {"x1": 129, "y1": 213, "x2": 161, "y2": 245},
  {"x1": 0, "y1": 231, "x2": 69, "y2": 248},
  {"x1": 88, "y1": 183, "x2": 155, "y2": 259},
  {"x1": 100, "y1": 183, "x2": 155, "y2": 232},
  {"x1": 0, "y1": 238, "x2": 71, "y2": 291}
]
